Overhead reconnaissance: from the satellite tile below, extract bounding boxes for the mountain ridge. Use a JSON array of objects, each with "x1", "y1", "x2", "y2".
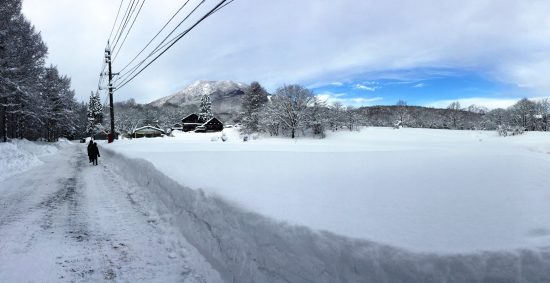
[{"x1": 149, "y1": 80, "x2": 249, "y2": 110}]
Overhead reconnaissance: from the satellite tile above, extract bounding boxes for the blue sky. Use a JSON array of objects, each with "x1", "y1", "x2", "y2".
[
  {"x1": 21, "y1": 0, "x2": 550, "y2": 108},
  {"x1": 309, "y1": 68, "x2": 531, "y2": 109}
]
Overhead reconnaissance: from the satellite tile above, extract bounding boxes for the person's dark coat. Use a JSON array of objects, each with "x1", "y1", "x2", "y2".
[
  {"x1": 90, "y1": 142, "x2": 100, "y2": 165},
  {"x1": 91, "y1": 143, "x2": 100, "y2": 159},
  {"x1": 87, "y1": 140, "x2": 93, "y2": 162}
]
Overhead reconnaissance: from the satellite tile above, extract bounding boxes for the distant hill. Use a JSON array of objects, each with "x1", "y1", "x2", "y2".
[{"x1": 149, "y1": 80, "x2": 249, "y2": 117}]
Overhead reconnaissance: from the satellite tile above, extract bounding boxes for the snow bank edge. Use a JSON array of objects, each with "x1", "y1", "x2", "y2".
[{"x1": 103, "y1": 148, "x2": 550, "y2": 283}]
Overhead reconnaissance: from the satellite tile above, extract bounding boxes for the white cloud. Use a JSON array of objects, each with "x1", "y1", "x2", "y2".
[
  {"x1": 317, "y1": 92, "x2": 383, "y2": 107},
  {"x1": 354, "y1": 84, "x2": 379, "y2": 91},
  {"x1": 413, "y1": 83, "x2": 425, "y2": 88},
  {"x1": 21, "y1": 0, "x2": 550, "y2": 103}
]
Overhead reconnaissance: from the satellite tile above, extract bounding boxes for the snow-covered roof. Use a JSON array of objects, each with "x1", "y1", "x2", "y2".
[
  {"x1": 201, "y1": 117, "x2": 222, "y2": 126},
  {"x1": 182, "y1": 113, "x2": 198, "y2": 120},
  {"x1": 133, "y1": 125, "x2": 165, "y2": 134}
]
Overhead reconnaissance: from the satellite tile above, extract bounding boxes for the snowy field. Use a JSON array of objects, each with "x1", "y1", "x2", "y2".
[{"x1": 107, "y1": 127, "x2": 550, "y2": 254}]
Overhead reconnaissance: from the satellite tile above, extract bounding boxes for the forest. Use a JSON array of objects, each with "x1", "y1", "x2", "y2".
[{"x1": 0, "y1": 0, "x2": 84, "y2": 142}]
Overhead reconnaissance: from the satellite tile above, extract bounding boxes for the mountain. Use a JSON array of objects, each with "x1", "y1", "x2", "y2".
[{"x1": 149, "y1": 80, "x2": 249, "y2": 116}]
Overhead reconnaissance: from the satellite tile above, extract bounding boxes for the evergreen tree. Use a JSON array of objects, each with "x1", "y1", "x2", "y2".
[
  {"x1": 1, "y1": 0, "x2": 47, "y2": 141},
  {"x1": 242, "y1": 81, "x2": 268, "y2": 133},
  {"x1": 1, "y1": 0, "x2": 78, "y2": 142},
  {"x1": 86, "y1": 91, "x2": 103, "y2": 136},
  {"x1": 198, "y1": 94, "x2": 213, "y2": 122}
]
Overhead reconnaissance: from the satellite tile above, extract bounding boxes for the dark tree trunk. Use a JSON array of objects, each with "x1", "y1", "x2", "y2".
[{"x1": 1, "y1": 102, "x2": 6, "y2": 142}]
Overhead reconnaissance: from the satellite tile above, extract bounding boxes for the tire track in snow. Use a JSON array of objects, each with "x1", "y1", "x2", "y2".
[{"x1": 91, "y1": 148, "x2": 223, "y2": 283}]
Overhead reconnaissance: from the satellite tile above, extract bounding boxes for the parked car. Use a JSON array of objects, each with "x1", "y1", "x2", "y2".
[{"x1": 194, "y1": 125, "x2": 207, "y2": 133}]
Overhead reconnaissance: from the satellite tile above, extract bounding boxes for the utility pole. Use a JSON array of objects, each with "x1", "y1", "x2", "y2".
[{"x1": 105, "y1": 43, "x2": 115, "y2": 143}]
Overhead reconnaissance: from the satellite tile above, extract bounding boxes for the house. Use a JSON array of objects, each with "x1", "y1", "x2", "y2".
[
  {"x1": 132, "y1": 125, "x2": 165, "y2": 138},
  {"x1": 182, "y1": 114, "x2": 202, "y2": 132},
  {"x1": 202, "y1": 117, "x2": 224, "y2": 132},
  {"x1": 181, "y1": 114, "x2": 224, "y2": 132}
]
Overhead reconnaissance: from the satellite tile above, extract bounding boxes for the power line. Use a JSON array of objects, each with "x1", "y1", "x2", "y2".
[
  {"x1": 117, "y1": 0, "x2": 235, "y2": 82},
  {"x1": 108, "y1": 0, "x2": 125, "y2": 43},
  {"x1": 114, "y1": 0, "x2": 208, "y2": 85},
  {"x1": 212, "y1": 0, "x2": 234, "y2": 14},
  {"x1": 115, "y1": 0, "x2": 231, "y2": 91},
  {"x1": 111, "y1": 0, "x2": 136, "y2": 52},
  {"x1": 114, "y1": 0, "x2": 235, "y2": 85},
  {"x1": 115, "y1": 0, "x2": 206, "y2": 84},
  {"x1": 113, "y1": 0, "x2": 147, "y2": 61},
  {"x1": 117, "y1": 0, "x2": 193, "y2": 74}
]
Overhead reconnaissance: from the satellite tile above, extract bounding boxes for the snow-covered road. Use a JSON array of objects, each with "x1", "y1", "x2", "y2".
[
  {"x1": 2, "y1": 142, "x2": 550, "y2": 282},
  {"x1": 0, "y1": 144, "x2": 222, "y2": 282}
]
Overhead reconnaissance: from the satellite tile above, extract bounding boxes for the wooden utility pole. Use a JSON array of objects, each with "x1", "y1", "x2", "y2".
[{"x1": 105, "y1": 44, "x2": 115, "y2": 143}]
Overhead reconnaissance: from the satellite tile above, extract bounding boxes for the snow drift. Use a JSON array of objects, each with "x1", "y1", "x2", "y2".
[
  {"x1": 103, "y1": 146, "x2": 550, "y2": 282},
  {"x1": 109, "y1": 128, "x2": 550, "y2": 253},
  {"x1": 0, "y1": 139, "x2": 65, "y2": 181}
]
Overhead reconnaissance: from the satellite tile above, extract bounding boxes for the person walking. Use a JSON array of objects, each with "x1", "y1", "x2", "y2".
[
  {"x1": 91, "y1": 142, "x2": 100, "y2": 166},
  {"x1": 87, "y1": 140, "x2": 93, "y2": 163}
]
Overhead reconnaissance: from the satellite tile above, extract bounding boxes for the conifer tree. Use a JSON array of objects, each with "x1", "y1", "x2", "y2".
[
  {"x1": 86, "y1": 91, "x2": 103, "y2": 136},
  {"x1": 242, "y1": 81, "x2": 268, "y2": 133},
  {"x1": 198, "y1": 94, "x2": 213, "y2": 122}
]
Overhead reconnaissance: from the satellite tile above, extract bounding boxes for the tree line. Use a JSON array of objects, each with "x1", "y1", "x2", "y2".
[
  {"x1": 240, "y1": 84, "x2": 550, "y2": 138},
  {"x1": 0, "y1": 0, "x2": 82, "y2": 142},
  {"x1": 86, "y1": 80, "x2": 550, "y2": 140}
]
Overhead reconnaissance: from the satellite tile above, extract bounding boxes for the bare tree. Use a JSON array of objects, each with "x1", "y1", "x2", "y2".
[
  {"x1": 447, "y1": 101, "x2": 462, "y2": 129},
  {"x1": 268, "y1": 85, "x2": 314, "y2": 138},
  {"x1": 510, "y1": 98, "x2": 536, "y2": 130},
  {"x1": 395, "y1": 100, "x2": 409, "y2": 127}
]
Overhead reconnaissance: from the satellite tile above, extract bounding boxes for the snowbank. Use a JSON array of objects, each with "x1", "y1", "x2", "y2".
[
  {"x1": 107, "y1": 128, "x2": 550, "y2": 253},
  {"x1": 103, "y1": 147, "x2": 550, "y2": 282},
  {"x1": 0, "y1": 139, "x2": 68, "y2": 181}
]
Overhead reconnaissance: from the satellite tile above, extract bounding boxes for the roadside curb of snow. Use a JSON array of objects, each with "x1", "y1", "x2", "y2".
[
  {"x1": 0, "y1": 139, "x2": 69, "y2": 181},
  {"x1": 102, "y1": 147, "x2": 550, "y2": 283}
]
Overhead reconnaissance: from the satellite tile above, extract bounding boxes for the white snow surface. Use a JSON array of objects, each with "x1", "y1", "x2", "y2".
[
  {"x1": 0, "y1": 143, "x2": 223, "y2": 282},
  {"x1": 3, "y1": 135, "x2": 550, "y2": 282},
  {"x1": 108, "y1": 127, "x2": 550, "y2": 254},
  {"x1": 0, "y1": 139, "x2": 64, "y2": 181}
]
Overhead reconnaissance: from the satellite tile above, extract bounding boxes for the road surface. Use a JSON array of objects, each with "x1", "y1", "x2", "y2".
[{"x1": 0, "y1": 144, "x2": 222, "y2": 282}]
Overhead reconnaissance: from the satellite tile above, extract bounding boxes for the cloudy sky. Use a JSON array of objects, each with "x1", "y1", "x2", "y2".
[{"x1": 22, "y1": 0, "x2": 550, "y2": 108}]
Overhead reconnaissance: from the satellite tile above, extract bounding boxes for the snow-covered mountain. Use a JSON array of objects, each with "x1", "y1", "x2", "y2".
[{"x1": 149, "y1": 80, "x2": 249, "y2": 114}]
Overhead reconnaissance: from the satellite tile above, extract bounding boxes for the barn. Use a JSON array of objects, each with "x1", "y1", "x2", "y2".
[
  {"x1": 181, "y1": 113, "x2": 202, "y2": 132},
  {"x1": 132, "y1": 125, "x2": 165, "y2": 138},
  {"x1": 202, "y1": 117, "x2": 224, "y2": 132},
  {"x1": 181, "y1": 114, "x2": 224, "y2": 132}
]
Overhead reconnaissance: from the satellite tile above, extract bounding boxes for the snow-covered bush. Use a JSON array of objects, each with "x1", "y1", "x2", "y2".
[
  {"x1": 393, "y1": 120, "x2": 402, "y2": 129},
  {"x1": 511, "y1": 126, "x2": 525, "y2": 136},
  {"x1": 221, "y1": 132, "x2": 228, "y2": 142},
  {"x1": 497, "y1": 125, "x2": 525, "y2": 137},
  {"x1": 497, "y1": 125, "x2": 508, "y2": 136}
]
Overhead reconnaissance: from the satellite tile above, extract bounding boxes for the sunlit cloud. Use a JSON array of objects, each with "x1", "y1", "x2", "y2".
[
  {"x1": 317, "y1": 92, "x2": 383, "y2": 107},
  {"x1": 354, "y1": 84, "x2": 379, "y2": 92},
  {"x1": 22, "y1": 0, "x2": 550, "y2": 104}
]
